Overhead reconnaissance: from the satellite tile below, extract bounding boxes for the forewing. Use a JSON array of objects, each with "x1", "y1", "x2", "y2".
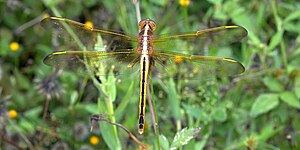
[
  {"x1": 153, "y1": 26, "x2": 247, "y2": 55},
  {"x1": 41, "y1": 17, "x2": 138, "y2": 51}
]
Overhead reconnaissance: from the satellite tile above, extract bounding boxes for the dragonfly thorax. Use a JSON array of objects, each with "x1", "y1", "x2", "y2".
[{"x1": 137, "y1": 19, "x2": 155, "y2": 56}]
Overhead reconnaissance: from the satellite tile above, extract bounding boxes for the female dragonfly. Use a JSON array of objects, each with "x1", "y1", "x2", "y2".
[{"x1": 42, "y1": 17, "x2": 247, "y2": 134}]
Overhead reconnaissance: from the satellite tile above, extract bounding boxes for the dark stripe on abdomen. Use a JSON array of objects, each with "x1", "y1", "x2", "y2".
[{"x1": 140, "y1": 57, "x2": 146, "y2": 115}]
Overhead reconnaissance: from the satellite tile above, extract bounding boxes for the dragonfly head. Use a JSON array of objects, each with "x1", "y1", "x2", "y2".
[{"x1": 139, "y1": 18, "x2": 156, "y2": 31}]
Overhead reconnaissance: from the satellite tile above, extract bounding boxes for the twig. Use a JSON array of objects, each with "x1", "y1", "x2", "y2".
[
  {"x1": 0, "y1": 135, "x2": 24, "y2": 150},
  {"x1": 147, "y1": 83, "x2": 157, "y2": 133},
  {"x1": 132, "y1": 0, "x2": 141, "y2": 26},
  {"x1": 90, "y1": 114, "x2": 147, "y2": 149},
  {"x1": 148, "y1": 77, "x2": 161, "y2": 149}
]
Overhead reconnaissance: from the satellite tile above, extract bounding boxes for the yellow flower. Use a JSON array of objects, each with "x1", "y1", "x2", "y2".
[
  {"x1": 8, "y1": 109, "x2": 17, "y2": 119},
  {"x1": 179, "y1": 0, "x2": 190, "y2": 7},
  {"x1": 84, "y1": 21, "x2": 93, "y2": 29},
  {"x1": 89, "y1": 135, "x2": 99, "y2": 145},
  {"x1": 10, "y1": 42, "x2": 19, "y2": 51}
]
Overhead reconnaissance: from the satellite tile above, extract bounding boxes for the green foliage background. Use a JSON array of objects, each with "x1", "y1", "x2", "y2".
[{"x1": 1, "y1": 0, "x2": 300, "y2": 149}]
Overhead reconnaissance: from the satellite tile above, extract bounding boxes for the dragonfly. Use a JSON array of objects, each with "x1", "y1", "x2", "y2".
[{"x1": 42, "y1": 17, "x2": 247, "y2": 135}]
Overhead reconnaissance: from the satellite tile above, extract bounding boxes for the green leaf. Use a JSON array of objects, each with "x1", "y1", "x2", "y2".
[
  {"x1": 14, "y1": 69, "x2": 30, "y2": 90},
  {"x1": 150, "y1": 0, "x2": 170, "y2": 6},
  {"x1": 268, "y1": 29, "x2": 284, "y2": 50},
  {"x1": 70, "y1": 91, "x2": 78, "y2": 106},
  {"x1": 250, "y1": 94, "x2": 279, "y2": 117},
  {"x1": 167, "y1": 78, "x2": 182, "y2": 120},
  {"x1": 106, "y1": 69, "x2": 117, "y2": 101},
  {"x1": 83, "y1": 0, "x2": 97, "y2": 7},
  {"x1": 182, "y1": 104, "x2": 210, "y2": 122},
  {"x1": 170, "y1": 127, "x2": 201, "y2": 149},
  {"x1": 280, "y1": 91, "x2": 300, "y2": 109},
  {"x1": 52, "y1": 106, "x2": 69, "y2": 118},
  {"x1": 283, "y1": 10, "x2": 300, "y2": 23},
  {"x1": 283, "y1": 22, "x2": 300, "y2": 33},
  {"x1": 99, "y1": 122, "x2": 121, "y2": 150},
  {"x1": 194, "y1": 132, "x2": 210, "y2": 150},
  {"x1": 212, "y1": 107, "x2": 227, "y2": 122},
  {"x1": 262, "y1": 77, "x2": 284, "y2": 92},
  {"x1": 257, "y1": 123, "x2": 283, "y2": 142},
  {"x1": 159, "y1": 134, "x2": 170, "y2": 150},
  {"x1": 43, "y1": 0, "x2": 63, "y2": 8},
  {"x1": 98, "y1": 98, "x2": 121, "y2": 150},
  {"x1": 207, "y1": 0, "x2": 223, "y2": 5},
  {"x1": 115, "y1": 80, "x2": 136, "y2": 115},
  {"x1": 84, "y1": 103, "x2": 99, "y2": 114},
  {"x1": 23, "y1": 106, "x2": 42, "y2": 119},
  {"x1": 294, "y1": 87, "x2": 300, "y2": 99},
  {"x1": 19, "y1": 119, "x2": 35, "y2": 133}
]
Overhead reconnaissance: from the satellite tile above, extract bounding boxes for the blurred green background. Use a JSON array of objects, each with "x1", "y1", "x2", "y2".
[{"x1": 1, "y1": 0, "x2": 300, "y2": 149}]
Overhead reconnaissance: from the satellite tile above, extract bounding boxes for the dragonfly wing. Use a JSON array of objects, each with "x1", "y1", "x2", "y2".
[
  {"x1": 41, "y1": 17, "x2": 138, "y2": 51},
  {"x1": 152, "y1": 51, "x2": 245, "y2": 80},
  {"x1": 44, "y1": 49, "x2": 140, "y2": 76},
  {"x1": 153, "y1": 26, "x2": 247, "y2": 55}
]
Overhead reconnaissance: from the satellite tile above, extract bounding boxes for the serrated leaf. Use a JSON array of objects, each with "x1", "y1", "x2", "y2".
[
  {"x1": 250, "y1": 94, "x2": 279, "y2": 117},
  {"x1": 280, "y1": 91, "x2": 300, "y2": 109},
  {"x1": 212, "y1": 107, "x2": 227, "y2": 122},
  {"x1": 262, "y1": 77, "x2": 284, "y2": 92},
  {"x1": 170, "y1": 127, "x2": 201, "y2": 149},
  {"x1": 159, "y1": 134, "x2": 170, "y2": 150},
  {"x1": 268, "y1": 30, "x2": 284, "y2": 50}
]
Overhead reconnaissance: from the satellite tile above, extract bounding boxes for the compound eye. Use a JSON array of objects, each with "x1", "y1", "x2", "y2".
[
  {"x1": 139, "y1": 20, "x2": 147, "y2": 30},
  {"x1": 148, "y1": 21, "x2": 156, "y2": 31}
]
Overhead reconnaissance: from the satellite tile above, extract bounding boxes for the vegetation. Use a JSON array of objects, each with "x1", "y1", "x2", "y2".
[{"x1": 1, "y1": 0, "x2": 300, "y2": 149}]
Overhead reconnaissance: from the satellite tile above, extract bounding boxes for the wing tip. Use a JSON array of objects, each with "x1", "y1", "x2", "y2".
[
  {"x1": 235, "y1": 61, "x2": 245, "y2": 75},
  {"x1": 223, "y1": 58, "x2": 245, "y2": 75},
  {"x1": 43, "y1": 53, "x2": 53, "y2": 66}
]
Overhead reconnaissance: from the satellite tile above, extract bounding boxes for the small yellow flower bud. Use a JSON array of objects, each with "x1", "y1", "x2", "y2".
[
  {"x1": 10, "y1": 42, "x2": 19, "y2": 51},
  {"x1": 89, "y1": 135, "x2": 99, "y2": 145},
  {"x1": 8, "y1": 110, "x2": 17, "y2": 119}
]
